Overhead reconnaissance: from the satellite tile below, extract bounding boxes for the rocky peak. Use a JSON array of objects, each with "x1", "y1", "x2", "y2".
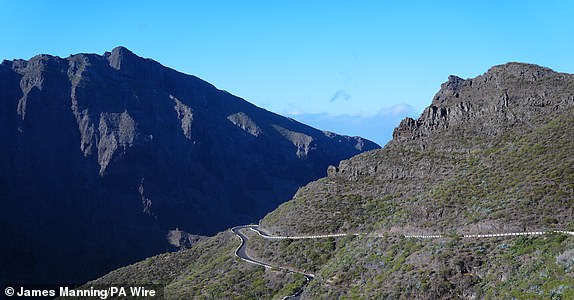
[
  {"x1": 104, "y1": 46, "x2": 163, "y2": 82},
  {"x1": 0, "y1": 46, "x2": 379, "y2": 285},
  {"x1": 391, "y1": 117, "x2": 418, "y2": 141},
  {"x1": 331, "y1": 62, "x2": 574, "y2": 181},
  {"x1": 486, "y1": 62, "x2": 555, "y2": 81},
  {"x1": 106, "y1": 46, "x2": 138, "y2": 70},
  {"x1": 444, "y1": 75, "x2": 465, "y2": 91},
  {"x1": 393, "y1": 62, "x2": 574, "y2": 143}
]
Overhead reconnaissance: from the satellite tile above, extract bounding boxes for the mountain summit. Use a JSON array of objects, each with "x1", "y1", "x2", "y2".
[
  {"x1": 265, "y1": 62, "x2": 573, "y2": 235},
  {"x1": 0, "y1": 47, "x2": 378, "y2": 284}
]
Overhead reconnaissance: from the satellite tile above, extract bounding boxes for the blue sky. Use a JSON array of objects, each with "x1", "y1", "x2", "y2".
[{"x1": 1, "y1": 1, "x2": 573, "y2": 145}]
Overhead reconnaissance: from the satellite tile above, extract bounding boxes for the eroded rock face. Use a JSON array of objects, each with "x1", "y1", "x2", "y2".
[
  {"x1": 0, "y1": 47, "x2": 379, "y2": 285},
  {"x1": 392, "y1": 63, "x2": 574, "y2": 144},
  {"x1": 97, "y1": 111, "x2": 137, "y2": 174},
  {"x1": 263, "y1": 62, "x2": 574, "y2": 243},
  {"x1": 227, "y1": 112, "x2": 261, "y2": 137},
  {"x1": 272, "y1": 124, "x2": 314, "y2": 158},
  {"x1": 172, "y1": 95, "x2": 194, "y2": 139},
  {"x1": 328, "y1": 63, "x2": 574, "y2": 183}
]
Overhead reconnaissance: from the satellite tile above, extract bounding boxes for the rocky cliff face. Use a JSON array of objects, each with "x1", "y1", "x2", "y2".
[
  {"x1": 327, "y1": 63, "x2": 574, "y2": 183},
  {"x1": 263, "y1": 62, "x2": 574, "y2": 236},
  {"x1": 0, "y1": 47, "x2": 378, "y2": 284},
  {"x1": 392, "y1": 63, "x2": 573, "y2": 142}
]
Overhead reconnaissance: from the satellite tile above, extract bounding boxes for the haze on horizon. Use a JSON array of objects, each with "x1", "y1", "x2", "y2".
[{"x1": 1, "y1": 0, "x2": 572, "y2": 145}]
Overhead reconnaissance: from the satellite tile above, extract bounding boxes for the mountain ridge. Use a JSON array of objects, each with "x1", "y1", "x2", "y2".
[
  {"x1": 262, "y1": 62, "x2": 573, "y2": 236},
  {"x1": 0, "y1": 46, "x2": 378, "y2": 285}
]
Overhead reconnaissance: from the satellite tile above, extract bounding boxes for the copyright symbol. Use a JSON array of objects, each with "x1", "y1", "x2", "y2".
[{"x1": 5, "y1": 287, "x2": 14, "y2": 296}]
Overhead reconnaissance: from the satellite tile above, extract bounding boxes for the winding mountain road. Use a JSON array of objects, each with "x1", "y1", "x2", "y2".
[
  {"x1": 232, "y1": 225, "x2": 573, "y2": 299},
  {"x1": 231, "y1": 226, "x2": 314, "y2": 300},
  {"x1": 244, "y1": 225, "x2": 574, "y2": 240}
]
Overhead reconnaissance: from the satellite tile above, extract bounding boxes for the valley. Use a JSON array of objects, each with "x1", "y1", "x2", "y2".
[{"x1": 89, "y1": 62, "x2": 574, "y2": 299}]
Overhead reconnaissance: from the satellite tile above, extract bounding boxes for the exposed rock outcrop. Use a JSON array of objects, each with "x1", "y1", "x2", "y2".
[
  {"x1": 331, "y1": 63, "x2": 574, "y2": 182},
  {"x1": 264, "y1": 62, "x2": 574, "y2": 239},
  {"x1": 392, "y1": 63, "x2": 574, "y2": 144}
]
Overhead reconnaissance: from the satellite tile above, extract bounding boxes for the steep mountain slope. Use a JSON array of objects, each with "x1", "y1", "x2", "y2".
[
  {"x1": 257, "y1": 63, "x2": 574, "y2": 298},
  {"x1": 263, "y1": 63, "x2": 574, "y2": 236},
  {"x1": 0, "y1": 47, "x2": 378, "y2": 284},
  {"x1": 87, "y1": 231, "x2": 308, "y2": 299},
  {"x1": 91, "y1": 63, "x2": 574, "y2": 299}
]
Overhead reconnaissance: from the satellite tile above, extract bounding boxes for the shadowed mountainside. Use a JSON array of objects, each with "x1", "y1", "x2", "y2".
[{"x1": 0, "y1": 47, "x2": 378, "y2": 285}]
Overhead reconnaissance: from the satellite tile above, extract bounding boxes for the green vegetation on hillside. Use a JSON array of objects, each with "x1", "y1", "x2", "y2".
[
  {"x1": 88, "y1": 232, "x2": 305, "y2": 299},
  {"x1": 263, "y1": 107, "x2": 574, "y2": 236}
]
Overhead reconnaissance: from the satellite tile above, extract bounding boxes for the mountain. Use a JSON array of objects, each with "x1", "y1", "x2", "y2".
[
  {"x1": 263, "y1": 63, "x2": 574, "y2": 236},
  {"x1": 90, "y1": 63, "x2": 574, "y2": 299},
  {"x1": 0, "y1": 47, "x2": 379, "y2": 285}
]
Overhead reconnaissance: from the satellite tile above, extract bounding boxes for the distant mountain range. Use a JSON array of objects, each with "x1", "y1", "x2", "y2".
[
  {"x1": 0, "y1": 47, "x2": 378, "y2": 284},
  {"x1": 90, "y1": 62, "x2": 573, "y2": 299}
]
